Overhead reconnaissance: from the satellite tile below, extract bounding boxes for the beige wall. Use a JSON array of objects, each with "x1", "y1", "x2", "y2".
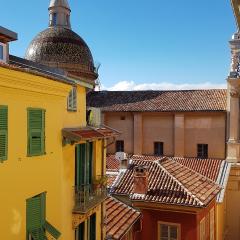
[
  {"x1": 104, "y1": 111, "x2": 226, "y2": 158},
  {"x1": 142, "y1": 113, "x2": 174, "y2": 156},
  {"x1": 184, "y1": 113, "x2": 226, "y2": 159},
  {"x1": 105, "y1": 112, "x2": 134, "y2": 154}
]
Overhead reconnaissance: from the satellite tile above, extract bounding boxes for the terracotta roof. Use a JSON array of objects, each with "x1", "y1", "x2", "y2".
[
  {"x1": 62, "y1": 125, "x2": 120, "y2": 142},
  {"x1": 107, "y1": 155, "x2": 120, "y2": 171},
  {"x1": 87, "y1": 90, "x2": 227, "y2": 112},
  {"x1": 172, "y1": 157, "x2": 224, "y2": 182},
  {"x1": 107, "y1": 174, "x2": 118, "y2": 187},
  {"x1": 106, "y1": 196, "x2": 141, "y2": 240},
  {"x1": 111, "y1": 156, "x2": 221, "y2": 208}
]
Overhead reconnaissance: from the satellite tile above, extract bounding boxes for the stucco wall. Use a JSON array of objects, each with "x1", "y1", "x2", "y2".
[
  {"x1": 105, "y1": 112, "x2": 134, "y2": 154},
  {"x1": 184, "y1": 113, "x2": 226, "y2": 159},
  {"x1": 104, "y1": 111, "x2": 226, "y2": 158},
  {"x1": 142, "y1": 113, "x2": 174, "y2": 156}
]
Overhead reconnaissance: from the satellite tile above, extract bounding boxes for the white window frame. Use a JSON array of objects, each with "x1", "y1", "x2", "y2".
[
  {"x1": 200, "y1": 217, "x2": 206, "y2": 240},
  {"x1": 67, "y1": 87, "x2": 77, "y2": 111},
  {"x1": 210, "y1": 208, "x2": 215, "y2": 240},
  {"x1": 158, "y1": 221, "x2": 180, "y2": 240},
  {"x1": 0, "y1": 43, "x2": 7, "y2": 63}
]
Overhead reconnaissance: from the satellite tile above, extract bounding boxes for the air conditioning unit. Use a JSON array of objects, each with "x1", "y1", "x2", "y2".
[{"x1": 115, "y1": 152, "x2": 127, "y2": 161}]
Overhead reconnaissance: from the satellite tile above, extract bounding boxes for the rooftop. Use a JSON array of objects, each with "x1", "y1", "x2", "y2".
[
  {"x1": 0, "y1": 26, "x2": 18, "y2": 43},
  {"x1": 87, "y1": 90, "x2": 227, "y2": 112},
  {"x1": 110, "y1": 156, "x2": 223, "y2": 208},
  {"x1": 106, "y1": 196, "x2": 141, "y2": 240}
]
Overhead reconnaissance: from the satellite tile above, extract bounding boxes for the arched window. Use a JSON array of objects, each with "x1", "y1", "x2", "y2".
[{"x1": 52, "y1": 13, "x2": 57, "y2": 26}]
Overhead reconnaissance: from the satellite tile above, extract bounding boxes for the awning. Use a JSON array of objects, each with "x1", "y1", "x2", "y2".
[{"x1": 62, "y1": 125, "x2": 120, "y2": 144}]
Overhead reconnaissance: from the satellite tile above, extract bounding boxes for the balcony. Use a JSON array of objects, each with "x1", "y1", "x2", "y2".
[{"x1": 73, "y1": 182, "x2": 107, "y2": 214}]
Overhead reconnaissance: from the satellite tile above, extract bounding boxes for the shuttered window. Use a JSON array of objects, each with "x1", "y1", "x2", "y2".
[
  {"x1": 26, "y1": 192, "x2": 61, "y2": 240},
  {"x1": 0, "y1": 106, "x2": 8, "y2": 161},
  {"x1": 210, "y1": 208, "x2": 215, "y2": 240},
  {"x1": 67, "y1": 87, "x2": 77, "y2": 111},
  {"x1": 27, "y1": 108, "x2": 45, "y2": 156},
  {"x1": 200, "y1": 217, "x2": 206, "y2": 240}
]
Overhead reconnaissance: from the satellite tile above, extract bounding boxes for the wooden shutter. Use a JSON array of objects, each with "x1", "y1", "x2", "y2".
[
  {"x1": 88, "y1": 142, "x2": 93, "y2": 185},
  {"x1": 90, "y1": 213, "x2": 96, "y2": 240},
  {"x1": 0, "y1": 106, "x2": 8, "y2": 161},
  {"x1": 76, "y1": 144, "x2": 87, "y2": 187},
  {"x1": 44, "y1": 221, "x2": 61, "y2": 239},
  {"x1": 28, "y1": 109, "x2": 45, "y2": 156},
  {"x1": 26, "y1": 193, "x2": 46, "y2": 232}
]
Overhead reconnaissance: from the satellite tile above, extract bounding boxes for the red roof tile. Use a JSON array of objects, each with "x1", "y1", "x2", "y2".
[
  {"x1": 62, "y1": 125, "x2": 120, "y2": 141},
  {"x1": 87, "y1": 90, "x2": 227, "y2": 112},
  {"x1": 172, "y1": 157, "x2": 224, "y2": 182},
  {"x1": 106, "y1": 196, "x2": 141, "y2": 240},
  {"x1": 107, "y1": 154, "x2": 120, "y2": 171},
  {"x1": 111, "y1": 156, "x2": 221, "y2": 208}
]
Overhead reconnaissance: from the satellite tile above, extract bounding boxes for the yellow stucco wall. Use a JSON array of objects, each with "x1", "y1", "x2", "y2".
[
  {"x1": 0, "y1": 67, "x2": 105, "y2": 240},
  {"x1": 0, "y1": 67, "x2": 71, "y2": 239}
]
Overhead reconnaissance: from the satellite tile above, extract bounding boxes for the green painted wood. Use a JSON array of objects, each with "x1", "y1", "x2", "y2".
[
  {"x1": 0, "y1": 106, "x2": 8, "y2": 161},
  {"x1": 44, "y1": 221, "x2": 61, "y2": 239},
  {"x1": 26, "y1": 195, "x2": 43, "y2": 231},
  {"x1": 88, "y1": 142, "x2": 93, "y2": 185},
  {"x1": 28, "y1": 109, "x2": 45, "y2": 156}
]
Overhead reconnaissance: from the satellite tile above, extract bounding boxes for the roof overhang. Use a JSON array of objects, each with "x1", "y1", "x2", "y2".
[
  {"x1": 62, "y1": 125, "x2": 120, "y2": 145},
  {"x1": 0, "y1": 26, "x2": 18, "y2": 43},
  {"x1": 231, "y1": 0, "x2": 240, "y2": 31}
]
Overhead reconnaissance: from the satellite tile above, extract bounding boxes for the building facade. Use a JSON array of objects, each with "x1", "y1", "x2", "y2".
[{"x1": 0, "y1": 1, "x2": 119, "y2": 239}]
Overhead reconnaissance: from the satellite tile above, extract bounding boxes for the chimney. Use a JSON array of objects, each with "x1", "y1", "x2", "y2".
[
  {"x1": 133, "y1": 166, "x2": 148, "y2": 195},
  {"x1": 0, "y1": 26, "x2": 18, "y2": 63},
  {"x1": 115, "y1": 152, "x2": 129, "y2": 169}
]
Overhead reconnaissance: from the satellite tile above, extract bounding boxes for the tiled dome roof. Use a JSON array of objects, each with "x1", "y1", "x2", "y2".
[{"x1": 25, "y1": 27, "x2": 97, "y2": 80}]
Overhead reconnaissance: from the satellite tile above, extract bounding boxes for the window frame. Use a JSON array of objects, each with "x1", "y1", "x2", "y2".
[
  {"x1": 67, "y1": 87, "x2": 77, "y2": 112},
  {"x1": 197, "y1": 144, "x2": 208, "y2": 158},
  {"x1": 116, "y1": 140, "x2": 124, "y2": 152},
  {"x1": 158, "y1": 221, "x2": 180, "y2": 240},
  {"x1": 200, "y1": 217, "x2": 206, "y2": 240},
  {"x1": 154, "y1": 142, "x2": 164, "y2": 156},
  {"x1": 0, "y1": 42, "x2": 7, "y2": 62}
]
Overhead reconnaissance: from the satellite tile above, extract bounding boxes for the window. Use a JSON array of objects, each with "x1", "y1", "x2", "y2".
[
  {"x1": 120, "y1": 116, "x2": 126, "y2": 120},
  {"x1": 116, "y1": 140, "x2": 124, "y2": 152},
  {"x1": 200, "y1": 217, "x2": 206, "y2": 240},
  {"x1": 26, "y1": 192, "x2": 61, "y2": 239},
  {"x1": 158, "y1": 222, "x2": 179, "y2": 240},
  {"x1": 67, "y1": 87, "x2": 77, "y2": 111},
  {"x1": 210, "y1": 208, "x2": 215, "y2": 240},
  {"x1": 0, "y1": 106, "x2": 8, "y2": 162},
  {"x1": 154, "y1": 142, "x2": 163, "y2": 156},
  {"x1": 89, "y1": 213, "x2": 96, "y2": 240},
  {"x1": 197, "y1": 144, "x2": 208, "y2": 158},
  {"x1": 53, "y1": 13, "x2": 57, "y2": 26},
  {"x1": 75, "y1": 222, "x2": 84, "y2": 240},
  {"x1": 27, "y1": 108, "x2": 45, "y2": 156},
  {"x1": 0, "y1": 43, "x2": 6, "y2": 62},
  {"x1": 75, "y1": 142, "x2": 93, "y2": 187},
  {"x1": 0, "y1": 45, "x2": 3, "y2": 60}
]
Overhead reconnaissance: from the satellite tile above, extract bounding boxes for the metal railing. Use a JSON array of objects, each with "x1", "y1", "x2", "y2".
[{"x1": 73, "y1": 183, "x2": 107, "y2": 213}]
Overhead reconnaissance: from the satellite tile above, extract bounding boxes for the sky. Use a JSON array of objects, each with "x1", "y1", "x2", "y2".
[{"x1": 0, "y1": 0, "x2": 236, "y2": 90}]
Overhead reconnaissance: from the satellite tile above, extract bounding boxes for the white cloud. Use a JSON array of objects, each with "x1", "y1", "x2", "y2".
[{"x1": 101, "y1": 81, "x2": 227, "y2": 91}]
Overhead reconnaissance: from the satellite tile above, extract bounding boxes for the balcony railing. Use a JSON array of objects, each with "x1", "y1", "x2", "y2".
[{"x1": 73, "y1": 183, "x2": 107, "y2": 213}]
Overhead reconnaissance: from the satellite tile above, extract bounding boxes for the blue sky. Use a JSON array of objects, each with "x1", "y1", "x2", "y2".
[{"x1": 0, "y1": 0, "x2": 236, "y2": 90}]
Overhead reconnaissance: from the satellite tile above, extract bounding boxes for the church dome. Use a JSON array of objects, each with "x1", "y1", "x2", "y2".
[{"x1": 25, "y1": 0, "x2": 98, "y2": 81}]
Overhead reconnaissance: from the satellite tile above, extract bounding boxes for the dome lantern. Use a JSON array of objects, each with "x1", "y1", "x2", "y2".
[{"x1": 48, "y1": 0, "x2": 71, "y2": 29}]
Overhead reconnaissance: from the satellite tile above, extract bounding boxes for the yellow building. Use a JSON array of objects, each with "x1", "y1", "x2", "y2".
[{"x1": 0, "y1": 2, "x2": 119, "y2": 239}]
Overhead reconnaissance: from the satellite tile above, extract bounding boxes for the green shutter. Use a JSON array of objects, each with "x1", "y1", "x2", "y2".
[
  {"x1": 88, "y1": 142, "x2": 93, "y2": 185},
  {"x1": 28, "y1": 109, "x2": 45, "y2": 156},
  {"x1": 0, "y1": 106, "x2": 8, "y2": 161},
  {"x1": 44, "y1": 221, "x2": 61, "y2": 239},
  {"x1": 26, "y1": 194, "x2": 45, "y2": 232}
]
